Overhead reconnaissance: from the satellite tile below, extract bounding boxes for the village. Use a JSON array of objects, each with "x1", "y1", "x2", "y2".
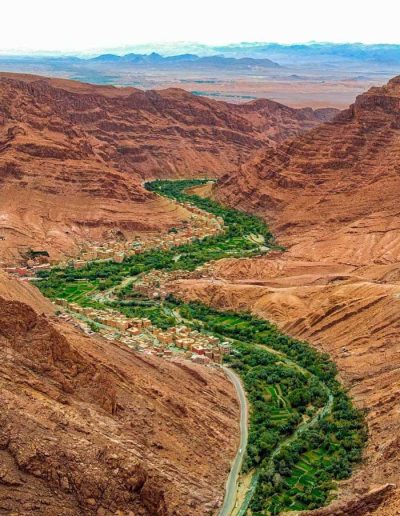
[
  {"x1": 2, "y1": 203, "x2": 224, "y2": 278},
  {"x1": 131, "y1": 268, "x2": 203, "y2": 300},
  {"x1": 4, "y1": 197, "x2": 231, "y2": 367},
  {"x1": 72, "y1": 204, "x2": 224, "y2": 269},
  {"x1": 1, "y1": 246, "x2": 52, "y2": 278},
  {"x1": 54, "y1": 298, "x2": 232, "y2": 365}
]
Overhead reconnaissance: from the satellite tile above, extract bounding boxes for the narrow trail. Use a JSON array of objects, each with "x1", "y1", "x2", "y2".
[
  {"x1": 220, "y1": 338, "x2": 334, "y2": 516},
  {"x1": 142, "y1": 187, "x2": 337, "y2": 515},
  {"x1": 235, "y1": 393, "x2": 334, "y2": 516},
  {"x1": 82, "y1": 184, "x2": 334, "y2": 515}
]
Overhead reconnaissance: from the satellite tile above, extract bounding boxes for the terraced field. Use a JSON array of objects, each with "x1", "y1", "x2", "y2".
[{"x1": 36, "y1": 180, "x2": 366, "y2": 515}]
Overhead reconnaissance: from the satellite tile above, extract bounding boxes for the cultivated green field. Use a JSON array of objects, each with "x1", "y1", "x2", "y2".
[{"x1": 36, "y1": 180, "x2": 366, "y2": 515}]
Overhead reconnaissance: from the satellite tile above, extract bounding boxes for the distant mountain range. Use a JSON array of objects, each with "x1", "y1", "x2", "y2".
[
  {"x1": 73, "y1": 42, "x2": 400, "y2": 67},
  {"x1": 213, "y1": 42, "x2": 400, "y2": 66},
  {"x1": 89, "y1": 52, "x2": 280, "y2": 68},
  {"x1": 1, "y1": 43, "x2": 400, "y2": 67},
  {"x1": 0, "y1": 44, "x2": 398, "y2": 107},
  {"x1": 0, "y1": 52, "x2": 280, "y2": 69}
]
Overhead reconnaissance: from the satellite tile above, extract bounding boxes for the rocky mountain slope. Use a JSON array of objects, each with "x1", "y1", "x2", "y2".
[
  {"x1": 171, "y1": 77, "x2": 400, "y2": 513},
  {"x1": 217, "y1": 76, "x2": 400, "y2": 258},
  {"x1": 0, "y1": 72, "x2": 336, "y2": 265},
  {"x1": 0, "y1": 271, "x2": 239, "y2": 515},
  {"x1": 0, "y1": 72, "x2": 334, "y2": 179}
]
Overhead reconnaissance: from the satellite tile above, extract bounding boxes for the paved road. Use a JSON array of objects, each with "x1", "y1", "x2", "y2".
[
  {"x1": 222, "y1": 341, "x2": 334, "y2": 516},
  {"x1": 219, "y1": 367, "x2": 248, "y2": 516},
  {"x1": 234, "y1": 352, "x2": 334, "y2": 515}
]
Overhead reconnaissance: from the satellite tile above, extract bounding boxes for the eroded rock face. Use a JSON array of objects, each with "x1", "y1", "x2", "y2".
[
  {"x1": 0, "y1": 72, "x2": 335, "y2": 264},
  {"x1": 217, "y1": 76, "x2": 400, "y2": 254},
  {"x1": 0, "y1": 73, "x2": 334, "y2": 180},
  {"x1": 0, "y1": 280, "x2": 239, "y2": 515},
  {"x1": 169, "y1": 77, "x2": 400, "y2": 513}
]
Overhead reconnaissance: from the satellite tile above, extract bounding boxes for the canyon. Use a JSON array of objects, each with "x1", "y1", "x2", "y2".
[
  {"x1": 170, "y1": 76, "x2": 400, "y2": 513},
  {"x1": 1, "y1": 70, "x2": 400, "y2": 515},
  {"x1": 0, "y1": 73, "x2": 336, "y2": 515},
  {"x1": 0, "y1": 72, "x2": 336, "y2": 265}
]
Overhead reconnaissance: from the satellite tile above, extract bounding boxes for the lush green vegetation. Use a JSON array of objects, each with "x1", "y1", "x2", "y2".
[
  {"x1": 147, "y1": 178, "x2": 273, "y2": 245},
  {"x1": 36, "y1": 179, "x2": 366, "y2": 515},
  {"x1": 37, "y1": 180, "x2": 274, "y2": 291},
  {"x1": 166, "y1": 297, "x2": 366, "y2": 514},
  {"x1": 37, "y1": 179, "x2": 276, "y2": 321}
]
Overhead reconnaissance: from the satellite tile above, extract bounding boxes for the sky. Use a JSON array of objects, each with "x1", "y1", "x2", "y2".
[{"x1": 1, "y1": 0, "x2": 399, "y2": 54}]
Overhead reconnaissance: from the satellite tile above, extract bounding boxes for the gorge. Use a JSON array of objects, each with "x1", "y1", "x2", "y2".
[{"x1": 1, "y1": 72, "x2": 400, "y2": 515}]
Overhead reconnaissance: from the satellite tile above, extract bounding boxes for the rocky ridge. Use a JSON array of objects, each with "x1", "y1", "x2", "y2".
[
  {"x1": 170, "y1": 77, "x2": 400, "y2": 514},
  {"x1": 0, "y1": 272, "x2": 239, "y2": 515},
  {"x1": 0, "y1": 73, "x2": 336, "y2": 264},
  {"x1": 0, "y1": 73, "x2": 335, "y2": 179}
]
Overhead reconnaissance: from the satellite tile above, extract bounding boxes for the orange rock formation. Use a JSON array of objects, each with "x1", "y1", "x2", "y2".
[
  {"x1": 0, "y1": 272, "x2": 239, "y2": 515},
  {"x1": 171, "y1": 77, "x2": 400, "y2": 514},
  {"x1": 0, "y1": 73, "x2": 334, "y2": 264}
]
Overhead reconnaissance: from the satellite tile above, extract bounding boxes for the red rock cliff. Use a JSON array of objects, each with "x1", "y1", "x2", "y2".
[{"x1": 0, "y1": 274, "x2": 239, "y2": 515}]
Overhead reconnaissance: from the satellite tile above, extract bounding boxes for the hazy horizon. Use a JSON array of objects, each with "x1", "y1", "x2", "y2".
[
  {"x1": 1, "y1": 41, "x2": 400, "y2": 59},
  {"x1": 1, "y1": 0, "x2": 400, "y2": 54}
]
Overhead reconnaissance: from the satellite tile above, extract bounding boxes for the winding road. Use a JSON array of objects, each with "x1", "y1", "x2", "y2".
[
  {"x1": 60, "y1": 182, "x2": 338, "y2": 514},
  {"x1": 219, "y1": 342, "x2": 334, "y2": 516},
  {"x1": 219, "y1": 367, "x2": 249, "y2": 516}
]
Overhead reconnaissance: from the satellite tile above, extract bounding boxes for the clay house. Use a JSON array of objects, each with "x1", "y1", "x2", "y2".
[
  {"x1": 114, "y1": 252, "x2": 125, "y2": 263},
  {"x1": 55, "y1": 298, "x2": 68, "y2": 308},
  {"x1": 4, "y1": 267, "x2": 32, "y2": 277},
  {"x1": 192, "y1": 355, "x2": 211, "y2": 365},
  {"x1": 114, "y1": 319, "x2": 131, "y2": 331},
  {"x1": 219, "y1": 342, "x2": 232, "y2": 354},
  {"x1": 176, "y1": 337, "x2": 195, "y2": 349},
  {"x1": 192, "y1": 345, "x2": 205, "y2": 355},
  {"x1": 157, "y1": 333, "x2": 173, "y2": 345},
  {"x1": 127, "y1": 327, "x2": 141, "y2": 336},
  {"x1": 205, "y1": 350, "x2": 214, "y2": 360},
  {"x1": 73, "y1": 260, "x2": 86, "y2": 269},
  {"x1": 213, "y1": 352, "x2": 223, "y2": 364}
]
